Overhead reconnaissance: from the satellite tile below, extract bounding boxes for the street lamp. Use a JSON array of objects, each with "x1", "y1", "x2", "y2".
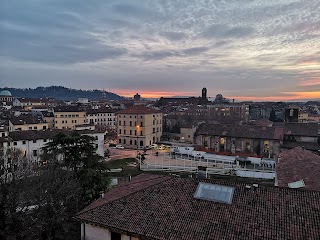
[{"x1": 136, "y1": 125, "x2": 140, "y2": 150}]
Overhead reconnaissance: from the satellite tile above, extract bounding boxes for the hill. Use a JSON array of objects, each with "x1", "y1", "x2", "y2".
[{"x1": 0, "y1": 86, "x2": 124, "y2": 101}]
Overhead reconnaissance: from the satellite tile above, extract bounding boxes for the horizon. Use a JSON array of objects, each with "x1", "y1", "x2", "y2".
[
  {"x1": 1, "y1": 1, "x2": 320, "y2": 101},
  {"x1": 2, "y1": 85, "x2": 320, "y2": 102}
]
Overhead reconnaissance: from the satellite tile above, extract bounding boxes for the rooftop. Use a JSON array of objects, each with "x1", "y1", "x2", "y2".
[
  {"x1": 276, "y1": 147, "x2": 320, "y2": 191},
  {"x1": 117, "y1": 105, "x2": 161, "y2": 115},
  {"x1": 76, "y1": 174, "x2": 320, "y2": 240}
]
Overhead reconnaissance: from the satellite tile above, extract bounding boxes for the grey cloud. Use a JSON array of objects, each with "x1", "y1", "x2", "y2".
[
  {"x1": 202, "y1": 24, "x2": 254, "y2": 39},
  {"x1": 159, "y1": 31, "x2": 187, "y2": 41},
  {"x1": 183, "y1": 47, "x2": 210, "y2": 55},
  {"x1": 112, "y1": 3, "x2": 163, "y2": 21},
  {"x1": 132, "y1": 50, "x2": 181, "y2": 61},
  {"x1": 0, "y1": 25, "x2": 127, "y2": 64}
]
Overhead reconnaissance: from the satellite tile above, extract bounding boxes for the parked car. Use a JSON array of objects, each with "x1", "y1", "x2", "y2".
[
  {"x1": 158, "y1": 145, "x2": 166, "y2": 150},
  {"x1": 116, "y1": 145, "x2": 124, "y2": 149},
  {"x1": 151, "y1": 144, "x2": 158, "y2": 149}
]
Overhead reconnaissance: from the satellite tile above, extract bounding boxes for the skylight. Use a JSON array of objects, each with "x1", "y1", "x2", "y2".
[{"x1": 194, "y1": 182, "x2": 234, "y2": 204}]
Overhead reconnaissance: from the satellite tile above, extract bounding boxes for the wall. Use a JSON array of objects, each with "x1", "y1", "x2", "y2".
[
  {"x1": 81, "y1": 224, "x2": 140, "y2": 240},
  {"x1": 54, "y1": 111, "x2": 87, "y2": 130},
  {"x1": 81, "y1": 224, "x2": 111, "y2": 240}
]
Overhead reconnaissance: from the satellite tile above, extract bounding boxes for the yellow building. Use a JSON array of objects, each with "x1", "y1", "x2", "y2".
[
  {"x1": 116, "y1": 105, "x2": 163, "y2": 149},
  {"x1": 54, "y1": 106, "x2": 87, "y2": 130}
]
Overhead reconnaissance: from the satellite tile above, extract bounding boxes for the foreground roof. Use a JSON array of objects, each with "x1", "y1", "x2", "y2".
[
  {"x1": 76, "y1": 174, "x2": 320, "y2": 240},
  {"x1": 276, "y1": 147, "x2": 320, "y2": 191}
]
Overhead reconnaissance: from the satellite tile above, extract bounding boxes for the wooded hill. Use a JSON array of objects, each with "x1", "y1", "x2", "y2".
[{"x1": 0, "y1": 86, "x2": 124, "y2": 101}]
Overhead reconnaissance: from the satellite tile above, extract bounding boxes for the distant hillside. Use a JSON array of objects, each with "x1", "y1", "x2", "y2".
[{"x1": 0, "y1": 86, "x2": 124, "y2": 101}]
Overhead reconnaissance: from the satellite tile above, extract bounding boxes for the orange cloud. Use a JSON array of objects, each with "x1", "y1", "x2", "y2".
[
  {"x1": 298, "y1": 78, "x2": 320, "y2": 86},
  {"x1": 114, "y1": 90, "x2": 197, "y2": 99},
  {"x1": 227, "y1": 91, "x2": 320, "y2": 101}
]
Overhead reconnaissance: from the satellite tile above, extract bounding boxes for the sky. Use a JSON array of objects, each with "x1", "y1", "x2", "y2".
[{"x1": 0, "y1": 0, "x2": 320, "y2": 101}]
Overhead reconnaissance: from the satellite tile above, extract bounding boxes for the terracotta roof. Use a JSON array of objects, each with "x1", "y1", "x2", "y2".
[
  {"x1": 54, "y1": 106, "x2": 85, "y2": 112},
  {"x1": 16, "y1": 97, "x2": 49, "y2": 103},
  {"x1": 86, "y1": 108, "x2": 118, "y2": 114},
  {"x1": 76, "y1": 174, "x2": 320, "y2": 240},
  {"x1": 195, "y1": 123, "x2": 283, "y2": 140},
  {"x1": 8, "y1": 129, "x2": 105, "y2": 141},
  {"x1": 117, "y1": 105, "x2": 161, "y2": 115},
  {"x1": 9, "y1": 116, "x2": 45, "y2": 125},
  {"x1": 283, "y1": 122, "x2": 319, "y2": 137},
  {"x1": 276, "y1": 147, "x2": 320, "y2": 191}
]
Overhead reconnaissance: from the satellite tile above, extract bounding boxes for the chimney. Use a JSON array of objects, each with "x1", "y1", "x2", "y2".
[{"x1": 197, "y1": 166, "x2": 208, "y2": 179}]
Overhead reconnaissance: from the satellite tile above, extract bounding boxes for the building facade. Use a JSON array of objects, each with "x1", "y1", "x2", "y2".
[
  {"x1": 54, "y1": 107, "x2": 87, "y2": 130},
  {"x1": 86, "y1": 108, "x2": 117, "y2": 129},
  {"x1": 116, "y1": 105, "x2": 163, "y2": 149}
]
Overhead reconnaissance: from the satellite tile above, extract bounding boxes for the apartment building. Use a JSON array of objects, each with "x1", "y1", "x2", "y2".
[
  {"x1": 86, "y1": 108, "x2": 117, "y2": 129},
  {"x1": 116, "y1": 105, "x2": 163, "y2": 149},
  {"x1": 54, "y1": 106, "x2": 87, "y2": 130}
]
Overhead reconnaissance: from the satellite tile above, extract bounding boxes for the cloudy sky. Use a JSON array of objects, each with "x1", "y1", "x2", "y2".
[{"x1": 1, "y1": 0, "x2": 320, "y2": 101}]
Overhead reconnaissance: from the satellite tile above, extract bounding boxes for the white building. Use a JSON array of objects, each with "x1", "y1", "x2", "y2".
[{"x1": 86, "y1": 108, "x2": 118, "y2": 129}]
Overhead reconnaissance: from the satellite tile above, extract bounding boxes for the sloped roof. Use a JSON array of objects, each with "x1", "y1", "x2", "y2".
[
  {"x1": 9, "y1": 116, "x2": 45, "y2": 125},
  {"x1": 195, "y1": 123, "x2": 283, "y2": 140},
  {"x1": 117, "y1": 105, "x2": 161, "y2": 115},
  {"x1": 76, "y1": 174, "x2": 320, "y2": 240},
  {"x1": 283, "y1": 122, "x2": 319, "y2": 137},
  {"x1": 276, "y1": 147, "x2": 320, "y2": 191}
]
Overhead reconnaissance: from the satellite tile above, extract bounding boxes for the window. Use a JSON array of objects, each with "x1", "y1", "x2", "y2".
[
  {"x1": 124, "y1": 121, "x2": 126, "y2": 126},
  {"x1": 29, "y1": 127, "x2": 32, "y2": 130},
  {"x1": 14, "y1": 142, "x2": 17, "y2": 146},
  {"x1": 44, "y1": 139, "x2": 47, "y2": 142},
  {"x1": 135, "y1": 130, "x2": 137, "y2": 135},
  {"x1": 140, "y1": 140, "x2": 143, "y2": 146},
  {"x1": 33, "y1": 150, "x2": 37, "y2": 157},
  {"x1": 124, "y1": 130, "x2": 126, "y2": 135},
  {"x1": 194, "y1": 183, "x2": 234, "y2": 204},
  {"x1": 153, "y1": 128, "x2": 155, "y2": 133},
  {"x1": 75, "y1": 120, "x2": 77, "y2": 123},
  {"x1": 95, "y1": 136, "x2": 98, "y2": 140},
  {"x1": 119, "y1": 129, "x2": 122, "y2": 134},
  {"x1": 22, "y1": 140, "x2": 26, "y2": 145},
  {"x1": 119, "y1": 139, "x2": 121, "y2": 143},
  {"x1": 130, "y1": 121, "x2": 132, "y2": 126},
  {"x1": 130, "y1": 140, "x2": 132, "y2": 145},
  {"x1": 34, "y1": 126, "x2": 37, "y2": 130},
  {"x1": 140, "y1": 122, "x2": 143, "y2": 127},
  {"x1": 140, "y1": 131, "x2": 143, "y2": 136},
  {"x1": 43, "y1": 126, "x2": 46, "y2": 130},
  {"x1": 33, "y1": 140, "x2": 37, "y2": 143},
  {"x1": 62, "y1": 120, "x2": 64, "y2": 124},
  {"x1": 111, "y1": 232, "x2": 121, "y2": 240},
  {"x1": 65, "y1": 120, "x2": 67, "y2": 123},
  {"x1": 124, "y1": 139, "x2": 126, "y2": 144},
  {"x1": 119, "y1": 121, "x2": 121, "y2": 126}
]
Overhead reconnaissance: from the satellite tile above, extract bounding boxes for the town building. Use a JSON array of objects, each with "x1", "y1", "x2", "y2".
[
  {"x1": 8, "y1": 116, "x2": 50, "y2": 132},
  {"x1": 116, "y1": 105, "x2": 163, "y2": 148},
  {"x1": 86, "y1": 108, "x2": 118, "y2": 129},
  {"x1": 0, "y1": 129, "x2": 106, "y2": 164},
  {"x1": 76, "y1": 173, "x2": 320, "y2": 240},
  {"x1": 13, "y1": 98, "x2": 49, "y2": 108},
  {"x1": 0, "y1": 90, "x2": 14, "y2": 102},
  {"x1": 194, "y1": 123, "x2": 283, "y2": 157},
  {"x1": 54, "y1": 106, "x2": 87, "y2": 130}
]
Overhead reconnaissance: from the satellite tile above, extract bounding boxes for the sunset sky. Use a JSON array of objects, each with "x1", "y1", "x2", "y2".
[{"x1": 1, "y1": 0, "x2": 320, "y2": 101}]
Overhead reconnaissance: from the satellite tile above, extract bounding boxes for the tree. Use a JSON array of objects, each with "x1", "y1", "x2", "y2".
[
  {"x1": 0, "y1": 146, "x2": 82, "y2": 240},
  {"x1": 42, "y1": 132, "x2": 110, "y2": 203}
]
